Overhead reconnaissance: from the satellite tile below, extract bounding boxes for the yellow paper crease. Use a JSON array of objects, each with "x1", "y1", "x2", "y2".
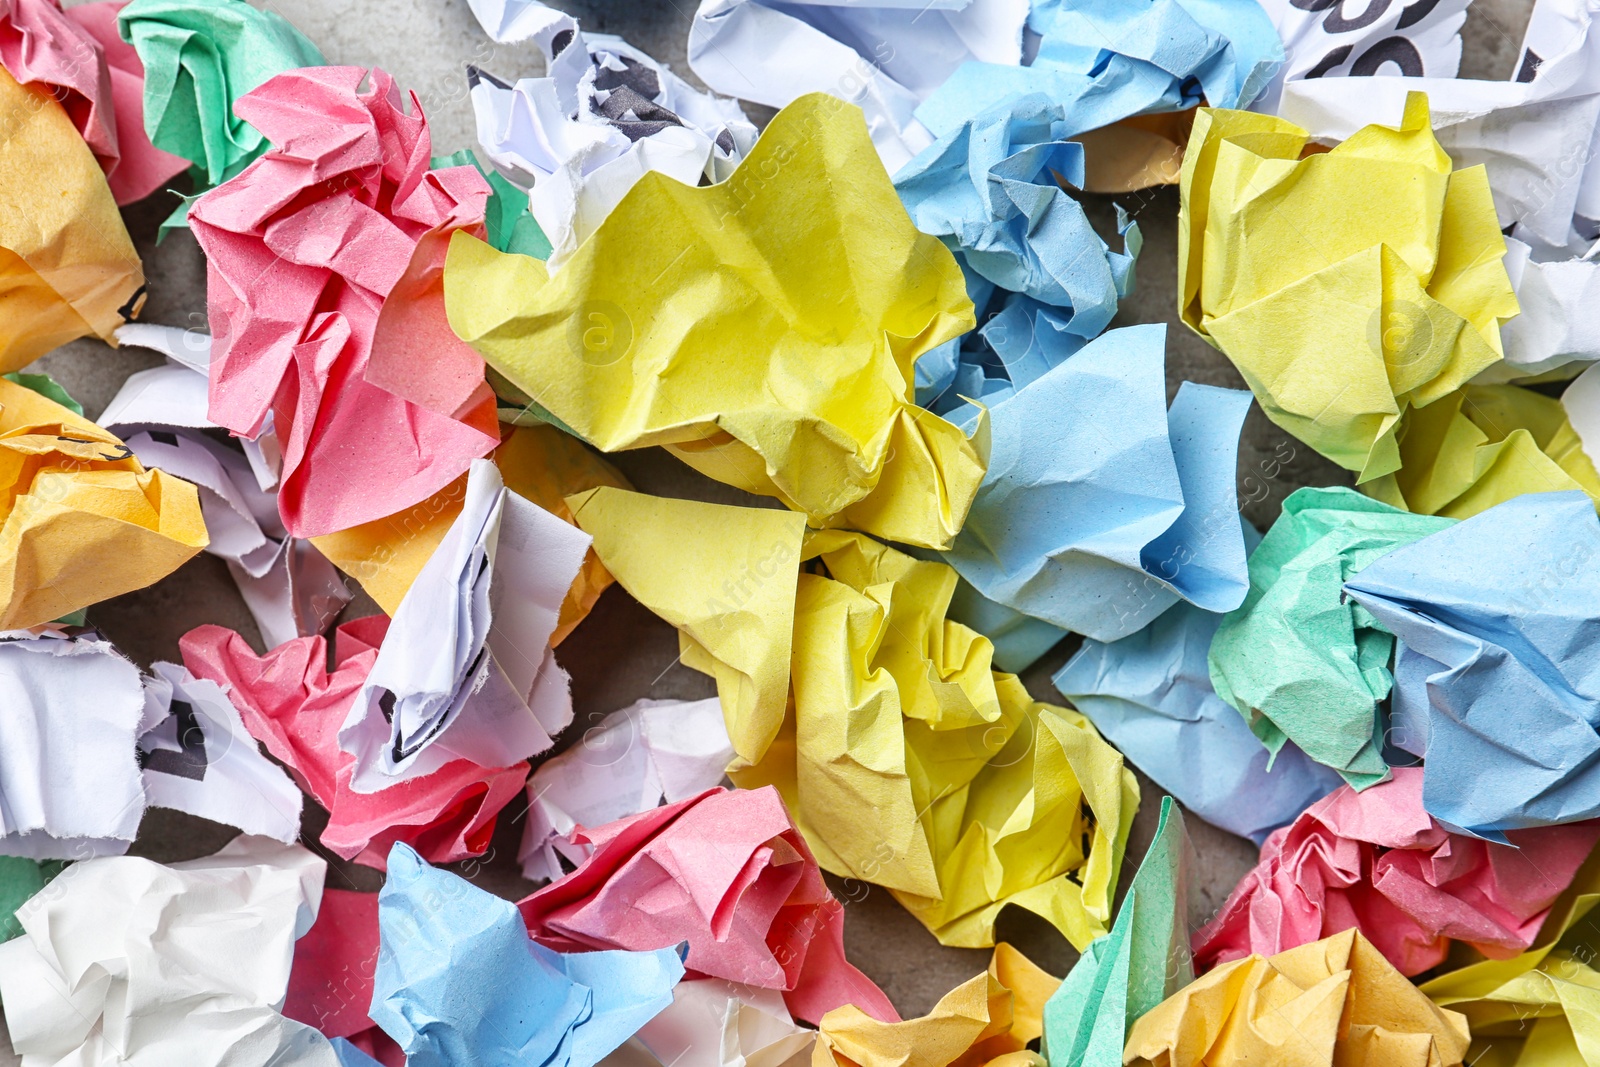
[
  {"x1": 1178, "y1": 92, "x2": 1517, "y2": 482},
  {"x1": 1126, "y1": 928, "x2": 1471, "y2": 1067},
  {"x1": 814, "y1": 945, "x2": 1060, "y2": 1067},
  {"x1": 1363, "y1": 384, "x2": 1600, "y2": 518},
  {"x1": 0, "y1": 66, "x2": 144, "y2": 372},
  {"x1": 0, "y1": 377, "x2": 206, "y2": 628},
  {"x1": 444, "y1": 92, "x2": 985, "y2": 550}
]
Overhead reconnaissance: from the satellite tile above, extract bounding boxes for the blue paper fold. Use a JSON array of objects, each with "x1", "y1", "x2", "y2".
[
  {"x1": 370, "y1": 843, "x2": 684, "y2": 1067},
  {"x1": 943, "y1": 323, "x2": 1252, "y2": 642},
  {"x1": 918, "y1": 0, "x2": 1282, "y2": 138},
  {"x1": 896, "y1": 93, "x2": 1138, "y2": 321},
  {"x1": 1344, "y1": 491, "x2": 1600, "y2": 839},
  {"x1": 1054, "y1": 598, "x2": 1343, "y2": 844}
]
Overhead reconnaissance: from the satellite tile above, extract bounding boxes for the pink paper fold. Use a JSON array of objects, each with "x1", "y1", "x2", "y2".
[
  {"x1": 1194, "y1": 767, "x2": 1600, "y2": 976},
  {"x1": 181, "y1": 618, "x2": 526, "y2": 870},
  {"x1": 284, "y1": 888, "x2": 404, "y2": 1067},
  {"x1": 518, "y1": 786, "x2": 900, "y2": 1026},
  {"x1": 190, "y1": 65, "x2": 499, "y2": 537},
  {"x1": 0, "y1": 0, "x2": 187, "y2": 204}
]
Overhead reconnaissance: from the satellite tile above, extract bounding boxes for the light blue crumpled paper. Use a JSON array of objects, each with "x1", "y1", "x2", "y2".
[
  {"x1": 1344, "y1": 490, "x2": 1600, "y2": 841},
  {"x1": 916, "y1": 0, "x2": 1283, "y2": 139},
  {"x1": 943, "y1": 322, "x2": 1252, "y2": 643},
  {"x1": 331, "y1": 1040, "x2": 383, "y2": 1067},
  {"x1": 895, "y1": 93, "x2": 1139, "y2": 323},
  {"x1": 1054, "y1": 596, "x2": 1343, "y2": 845},
  {"x1": 370, "y1": 843, "x2": 684, "y2": 1067}
]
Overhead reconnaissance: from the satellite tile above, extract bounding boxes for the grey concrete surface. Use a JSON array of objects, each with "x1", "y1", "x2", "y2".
[{"x1": 0, "y1": 0, "x2": 1538, "y2": 1054}]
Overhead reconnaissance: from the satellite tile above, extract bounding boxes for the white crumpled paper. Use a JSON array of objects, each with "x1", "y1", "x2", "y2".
[
  {"x1": 339, "y1": 458, "x2": 590, "y2": 793},
  {"x1": 139, "y1": 661, "x2": 304, "y2": 844},
  {"x1": 688, "y1": 0, "x2": 1028, "y2": 174},
  {"x1": 469, "y1": 14, "x2": 755, "y2": 267},
  {"x1": 105, "y1": 325, "x2": 351, "y2": 647},
  {"x1": 0, "y1": 836, "x2": 338, "y2": 1066},
  {"x1": 519, "y1": 696, "x2": 733, "y2": 881},
  {"x1": 631, "y1": 979, "x2": 814, "y2": 1067},
  {"x1": 0, "y1": 629, "x2": 145, "y2": 860}
]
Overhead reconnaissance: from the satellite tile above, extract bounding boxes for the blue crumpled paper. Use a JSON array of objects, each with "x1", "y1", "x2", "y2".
[
  {"x1": 1345, "y1": 490, "x2": 1600, "y2": 841},
  {"x1": 916, "y1": 0, "x2": 1283, "y2": 139},
  {"x1": 942, "y1": 322, "x2": 1252, "y2": 643},
  {"x1": 896, "y1": 93, "x2": 1138, "y2": 329},
  {"x1": 1054, "y1": 595, "x2": 1343, "y2": 845},
  {"x1": 370, "y1": 843, "x2": 684, "y2": 1067},
  {"x1": 331, "y1": 1040, "x2": 383, "y2": 1067}
]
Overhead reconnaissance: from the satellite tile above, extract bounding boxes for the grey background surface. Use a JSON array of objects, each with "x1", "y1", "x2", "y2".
[{"x1": 0, "y1": 0, "x2": 1539, "y2": 1054}]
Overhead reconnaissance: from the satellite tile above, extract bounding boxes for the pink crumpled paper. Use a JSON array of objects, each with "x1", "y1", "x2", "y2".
[
  {"x1": 1193, "y1": 767, "x2": 1600, "y2": 976},
  {"x1": 189, "y1": 65, "x2": 500, "y2": 538},
  {"x1": 0, "y1": 0, "x2": 188, "y2": 203},
  {"x1": 284, "y1": 888, "x2": 404, "y2": 1067},
  {"x1": 181, "y1": 617, "x2": 526, "y2": 870},
  {"x1": 518, "y1": 785, "x2": 899, "y2": 1027}
]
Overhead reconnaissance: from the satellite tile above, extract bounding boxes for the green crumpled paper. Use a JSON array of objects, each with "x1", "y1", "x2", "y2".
[
  {"x1": 431, "y1": 150, "x2": 553, "y2": 261},
  {"x1": 0, "y1": 858, "x2": 64, "y2": 942},
  {"x1": 1042, "y1": 796, "x2": 1192, "y2": 1067},
  {"x1": 3, "y1": 373, "x2": 82, "y2": 417},
  {"x1": 1363, "y1": 384, "x2": 1600, "y2": 519},
  {"x1": 1207, "y1": 487, "x2": 1454, "y2": 789},
  {"x1": 118, "y1": 0, "x2": 324, "y2": 226}
]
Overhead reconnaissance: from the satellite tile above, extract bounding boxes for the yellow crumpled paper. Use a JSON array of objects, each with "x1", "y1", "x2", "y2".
[
  {"x1": 814, "y1": 944, "x2": 1059, "y2": 1067},
  {"x1": 565, "y1": 486, "x2": 805, "y2": 766},
  {"x1": 1363, "y1": 384, "x2": 1600, "y2": 519},
  {"x1": 1421, "y1": 843, "x2": 1600, "y2": 1067},
  {"x1": 1179, "y1": 92, "x2": 1518, "y2": 483},
  {"x1": 1125, "y1": 928, "x2": 1471, "y2": 1067},
  {"x1": 444, "y1": 92, "x2": 986, "y2": 551},
  {"x1": 0, "y1": 67, "x2": 144, "y2": 373},
  {"x1": 311, "y1": 424, "x2": 629, "y2": 644},
  {"x1": 0, "y1": 377, "x2": 206, "y2": 628},
  {"x1": 569, "y1": 485, "x2": 1139, "y2": 949}
]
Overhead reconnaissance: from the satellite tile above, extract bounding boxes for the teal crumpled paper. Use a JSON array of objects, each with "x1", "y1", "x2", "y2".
[
  {"x1": 1042, "y1": 796, "x2": 1192, "y2": 1067},
  {"x1": 370, "y1": 843, "x2": 684, "y2": 1067},
  {"x1": 1346, "y1": 491, "x2": 1600, "y2": 841},
  {"x1": 1208, "y1": 487, "x2": 1454, "y2": 790},
  {"x1": 944, "y1": 323, "x2": 1252, "y2": 643},
  {"x1": 119, "y1": 0, "x2": 325, "y2": 214}
]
